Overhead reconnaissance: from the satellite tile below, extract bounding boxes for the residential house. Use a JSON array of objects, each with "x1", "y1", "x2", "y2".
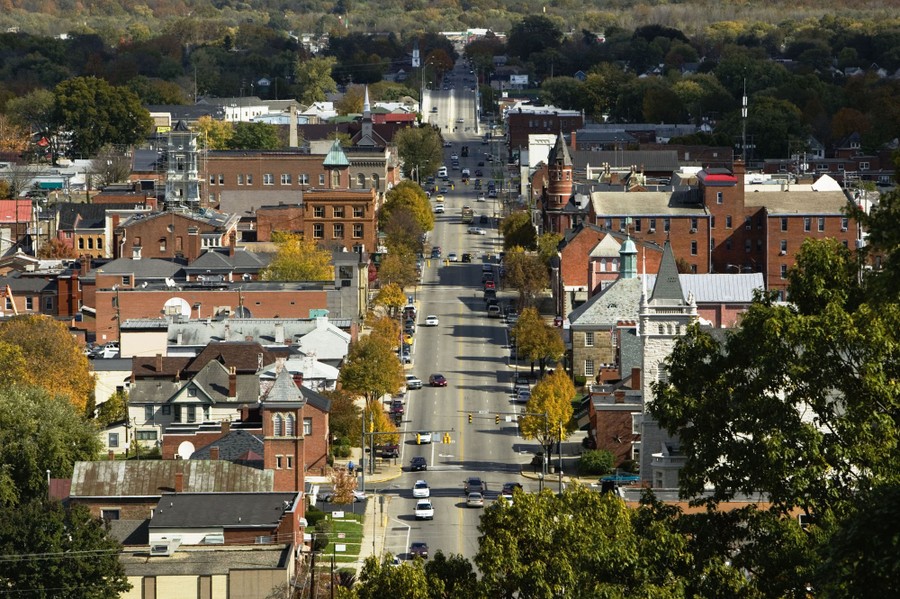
[
  {"x1": 0, "y1": 271, "x2": 56, "y2": 317},
  {"x1": 55, "y1": 202, "x2": 152, "y2": 258},
  {"x1": 0, "y1": 198, "x2": 33, "y2": 254},
  {"x1": 181, "y1": 247, "x2": 270, "y2": 284}
]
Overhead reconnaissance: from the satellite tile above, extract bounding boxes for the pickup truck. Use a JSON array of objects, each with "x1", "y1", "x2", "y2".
[{"x1": 414, "y1": 499, "x2": 434, "y2": 520}]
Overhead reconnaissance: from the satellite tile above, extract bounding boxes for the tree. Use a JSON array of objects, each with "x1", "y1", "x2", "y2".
[
  {"x1": 0, "y1": 315, "x2": 94, "y2": 412},
  {"x1": 329, "y1": 464, "x2": 359, "y2": 504},
  {"x1": 323, "y1": 388, "x2": 362, "y2": 443},
  {"x1": 504, "y1": 249, "x2": 548, "y2": 308},
  {"x1": 260, "y1": 232, "x2": 334, "y2": 281},
  {"x1": 5, "y1": 89, "x2": 60, "y2": 163},
  {"x1": 355, "y1": 555, "x2": 430, "y2": 599},
  {"x1": 335, "y1": 84, "x2": 366, "y2": 115},
  {"x1": 383, "y1": 210, "x2": 425, "y2": 255},
  {"x1": 424, "y1": 552, "x2": 479, "y2": 599},
  {"x1": 0, "y1": 387, "x2": 100, "y2": 506},
  {"x1": 195, "y1": 115, "x2": 233, "y2": 150},
  {"x1": 338, "y1": 335, "x2": 404, "y2": 406},
  {"x1": 91, "y1": 145, "x2": 133, "y2": 187},
  {"x1": 95, "y1": 388, "x2": 128, "y2": 427},
  {"x1": 520, "y1": 368, "x2": 574, "y2": 458},
  {"x1": 367, "y1": 314, "x2": 401, "y2": 348},
  {"x1": 374, "y1": 282, "x2": 406, "y2": 315},
  {"x1": 227, "y1": 121, "x2": 280, "y2": 150},
  {"x1": 513, "y1": 308, "x2": 565, "y2": 375},
  {"x1": 37, "y1": 238, "x2": 78, "y2": 259},
  {"x1": 53, "y1": 76, "x2": 153, "y2": 158},
  {"x1": 394, "y1": 126, "x2": 443, "y2": 180},
  {"x1": 536, "y1": 232, "x2": 562, "y2": 265},
  {"x1": 507, "y1": 15, "x2": 563, "y2": 62},
  {"x1": 380, "y1": 180, "x2": 434, "y2": 233},
  {"x1": 296, "y1": 56, "x2": 338, "y2": 104},
  {"x1": 0, "y1": 499, "x2": 130, "y2": 597},
  {"x1": 377, "y1": 250, "x2": 418, "y2": 290},
  {"x1": 0, "y1": 114, "x2": 28, "y2": 156},
  {"x1": 500, "y1": 212, "x2": 537, "y2": 250}
]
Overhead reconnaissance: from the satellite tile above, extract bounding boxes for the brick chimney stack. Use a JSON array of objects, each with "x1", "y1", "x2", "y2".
[
  {"x1": 210, "y1": 446, "x2": 220, "y2": 460},
  {"x1": 228, "y1": 366, "x2": 237, "y2": 398},
  {"x1": 156, "y1": 353, "x2": 163, "y2": 372},
  {"x1": 174, "y1": 471, "x2": 184, "y2": 493},
  {"x1": 221, "y1": 420, "x2": 231, "y2": 434},
  {"x1": 631, "y1": 367, "x2": 641, "y2": 391}
]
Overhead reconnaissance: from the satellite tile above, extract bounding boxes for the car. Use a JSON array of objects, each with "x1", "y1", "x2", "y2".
[
  {"x1": 477, "y1": 161, "x2": 485, "y2": 166},
  {"x1": 474, "y1": 169, "x2": 483, "y2": 177},
  {"x1": 456, "y1": 118, "x2": 464, "y2": 123},
  {"x1": 554, "y1": 315, "x2": 564, "y2": 327},
  {"x1": 487, "y1": 305, "x2": 502, "y2": 318},
  {"x1": 405, "y1": 374, "x2": 423, "y2": 390},
  {"x1": 416, "y1": 431, "x2": 433, "y2": 444},
  {"x1": 398, "y1": 349, "x2": 412, "y2": 364},
  {"x1": 434, "y1": 203, "x2": 445, "y2": 213},
  {"x1": 431, "y1": 247, "x2": 442, "y2": 258},
  {"x1": 321, "y1": 489, "x2": 367, "y2": 503},
  {"x1": 443, "y1": 141, "x2": 452, "y2": 147},
  {"x1": 414, "y1": 499, "x2": 435, "y2": 520},
  {"x1": 409, "y1": 456, "x2": 428, "y2": 471},
  {"x1": 501, "y1": 482, "x2": 523, "y2": 496},
  {"x1": 476, "y1": 194, "x2": 486, "y2": 202},
  {"x1": 390, "y1": 399, "x2": 405, "y2": 415},
  {"x1": 424, "y1": 315, "x2": 439, "y2": 326},
  {"x1": 483, "y1": 290, "x2": 497, "y2": 303},
  {"x1": 451, "y1": 154, "x2": 459, "y2": 160},
  {"x1": 488, "y1": 189, "x2": 498, "y2": 198},
  {"x1": 464, "y1": 477, "x2": 486, "y2": 494},
  {"x1": 403, "y1": 333, "x2": 414, "y2": 345},
  {"x1": 448, "y1": 252, "x2": 458, "y2": 262},
  {"x1": 429, "y1": 373, "x2": 448, "y2": 387},
  {"x1": 409, "y1": 542, "x2": 429, "y2": 559},
  {"x1": 378, "y1": 444, "x2": 400, "y2": 458},
  {"x1": 412, "y1": 480, "x2": 431, "y2": 498},
  {"x1": 466, "y1": 492, "x2": 485, "y2": 508},
  {"x1": 483, "y1": 280, "x2": 496, "y2": 291},
  {"x1": 461, "y1": 253, "x2": 472, "y2": 263},
  {"x1": 435, "y1": 194, "x2": 445, "y2": 202},
  {"x1": 467, "y1": 226, "x2": 486, "y2": 235},
  {"x1": 513, "y1": 376, "x2": 530, "y2": 394},
  {"x1": 516, "y1": 389, "x2": 532, "y2": 403}
]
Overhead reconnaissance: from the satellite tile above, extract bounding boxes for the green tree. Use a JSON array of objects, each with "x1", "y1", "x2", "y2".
[
  {"x1": 507, "y1": 15, "x2": 563, "y2": 62},
  {"x1": 323, "y1": 388, "x2": 362, "y2": 444},
  {"x1": 383, "y1": 210, "x2": 424, "y2": 255},
  {"x1": 296, "y1": 56, "x2": 338, "y2": 104},
  {"x1": 338, "y1": 335, "x2": 404, "y2": 406},
  {"x1": 500, "y1": 212, "x2": 537, "y2": 250},
  {"x1": 0, "y1": 387, "x2": 100, "y2": 506},
  {"x1": 53, "y1": 76, "x2": 153, "y2": 158},
  {"x1": 6, "y1": 89, "x2": 61, "y2": 164},
  {"x1": 504, "y1": 249, "x2": 548, "y2": 308},
  {"x1": 355, "y1": 555, "x2": 430, "y2": 599},
  {"x1": 95, "y1": 388, "x2": 128, "y2": 427},
  {"x1": 227, "y1": 121, "x2": 280, "y2": 150},
  {"x1": 424, "y1": 552, "x2": 479, "y2": 599},
  {"x1": 380, "y1": 180, "x2": 434, "y2": 233},
  {"x1": 394, "y1": 126, "x2": 443, "y2": 180},
  {"x1": 0, "y1": 315, "x2": 95, "y2": 412},
  {"x1": 0, "y1": 499, "x2": 130, "y2": 596},
  {"x1": 260, "y1": 232, "x2": 334, "y2": 281},
  {"x1": 377, "y1": 249, "x2": 418, "y2": 289}
]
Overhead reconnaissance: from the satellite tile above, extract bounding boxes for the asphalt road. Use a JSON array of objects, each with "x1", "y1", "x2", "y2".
[{"x1": 373, "y1": 111, "x2": 541, "y2": 562}]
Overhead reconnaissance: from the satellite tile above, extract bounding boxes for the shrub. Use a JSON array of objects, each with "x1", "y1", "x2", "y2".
[
  {"x1": 333, "y1": 444, "x2": 352, "y2": 458},
  {"x1": 574, "y1": 374, "x2": 587, "y2": 387},
  {"x1": 578, "y1": 449, "x2": 615, "y2": 475},
  {"x1": 306, "y1": 506, "x2": 327, "y2": 528},
  {"x1": 619, "y1": 459, "x2": 639, "y2": 473}
]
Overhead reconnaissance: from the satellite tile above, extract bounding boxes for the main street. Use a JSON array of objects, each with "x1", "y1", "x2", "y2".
[{"x1": 372, "y1": 64, "x2": 538, "y2": 562}]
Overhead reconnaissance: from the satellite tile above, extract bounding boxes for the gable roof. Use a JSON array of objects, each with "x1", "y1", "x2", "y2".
[
  {"x1": 83, "y1": 257, "x2": 183, "y2": 282},
  {"x1": 183, "y1": 341, "x2": 278, "y2": 375},
  {"x1": 149, "y1": 492, "x2": 297, "y2": 529},
  {"x1": 69, "y1": 460, "x2": 274, "y2": 498},
  {"x1": 261, "y1": 367, "x2": 305, "y2": 405},
  {"x1": 569, "y1": 277, "x2": 644, "y2": 328},
  {"x1": 56, "y1": 202, "x2": 140, "y2": 231},
  {"x1": 182, "y1": 249, "x2": 270, "y2": 273},
  {"x1": 190, "y1": 429, "x2": 265, "y2": 464},
  {"x1": 590, "y1": 189, "x2": 705, "y2": 217},
  {"x1": 323, "y1": 139, "x2": 350, "y2": 167}
]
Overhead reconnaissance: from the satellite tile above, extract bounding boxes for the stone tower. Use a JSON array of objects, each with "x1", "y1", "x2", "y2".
[{"x1": 639, "y1": 240, "x2": 697, "y2": 487}]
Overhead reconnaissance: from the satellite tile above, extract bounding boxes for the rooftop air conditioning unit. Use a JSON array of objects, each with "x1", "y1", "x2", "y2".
[
  {"x1": 150, "y1": 538, "x2": 181, "y2": 557},
  {"x1": 648, "y1": 228, "x2": 655, "y2": 233}
]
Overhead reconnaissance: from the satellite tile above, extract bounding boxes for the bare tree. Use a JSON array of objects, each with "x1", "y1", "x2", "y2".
[{"x1": 91, "y1": 145, "x2": 133, "y2": 188}]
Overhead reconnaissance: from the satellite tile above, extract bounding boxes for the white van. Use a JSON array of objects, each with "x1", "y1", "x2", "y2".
[
  {"x1": 437, "y1": 166, "x2": 448, "y2": 178},
  {"x1": 461, "y1": 168, "x2": 471, "y2": 177}
]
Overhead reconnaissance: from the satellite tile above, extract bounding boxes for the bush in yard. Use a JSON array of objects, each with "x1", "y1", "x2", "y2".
[{"x1": 578, "y1": 449, "x2": 615, "y2": 475}]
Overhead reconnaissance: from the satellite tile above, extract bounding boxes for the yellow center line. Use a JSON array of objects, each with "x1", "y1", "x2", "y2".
[{"x1": 456, "y1": 283, "x2": 467, "y2": 552}]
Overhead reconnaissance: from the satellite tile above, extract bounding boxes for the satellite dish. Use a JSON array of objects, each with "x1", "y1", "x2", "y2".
[{"x1": 177, "y1": 441, "x2": 195, "y2": 460}]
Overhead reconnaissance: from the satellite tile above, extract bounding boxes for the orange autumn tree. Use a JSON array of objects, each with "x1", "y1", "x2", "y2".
[{"x1": 0, "y1": 315, "x2": 94, "y2": 413}]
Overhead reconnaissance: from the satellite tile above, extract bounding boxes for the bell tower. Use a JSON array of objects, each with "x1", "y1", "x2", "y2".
[
  {"x1": 260, "y1": 367, "x2": 307, "y2": 493},
  {"x1": 543, "y1": 131, "x2": 573, "y2": 234}
]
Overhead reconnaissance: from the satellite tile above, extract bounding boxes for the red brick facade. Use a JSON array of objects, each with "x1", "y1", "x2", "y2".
[
  {"x1": 114, "y1": 211, "x2": 239, "y2": 262},
  {"x1": 506, "y1": 111, "x2": 584, "y2": 150}
]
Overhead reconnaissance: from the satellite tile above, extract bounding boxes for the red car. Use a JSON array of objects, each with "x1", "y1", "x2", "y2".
[
  {"x1": 483, "y1": 280, "x2": 495, "y2": 291},
  {"x1": 429, "y1": 374, "x2": 448, "y2": 387}
]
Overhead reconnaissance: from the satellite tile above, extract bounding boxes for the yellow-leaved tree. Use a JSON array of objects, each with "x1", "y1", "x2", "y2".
[
  {"x1": 373, "y1": 282, "x2": 406, "y2": 316},
  {"x1": 260, "y1": 231, "x2": 334, "y2": 281},
  {"x1": 0, "y1": 315, "x2": 95, "y2": 413},
  {"x1": 520, "y1": 368, "x2": 575, "y2": 459}
]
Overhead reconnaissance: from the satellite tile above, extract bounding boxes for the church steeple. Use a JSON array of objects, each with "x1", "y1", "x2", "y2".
[
  {"x1": 649, "y1": 240, "x2": 685, "y2": 304},
  {"x1": 619, "y1": 234, "x2": 637, "y2": 279},
  {"x1": 363, "y1": 86, "x2": 371, "y2": 117}
]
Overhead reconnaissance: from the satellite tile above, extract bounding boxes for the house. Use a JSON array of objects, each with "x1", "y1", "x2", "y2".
[
  {"x1": 259, "y1": 353, "x2": 339, "y2": 393},
  {"x1": 0, "y1": 272, "x2": 56, "y2": 317},
  {"x1": 181, "y1": 247, "x2": 270, "y2": 284},
  {"x1": 0, "y1": 198, "x2": 33, "y2": 253},
  {"x1": 55, "y1": 202, "x2": 153, "y2": 258}
]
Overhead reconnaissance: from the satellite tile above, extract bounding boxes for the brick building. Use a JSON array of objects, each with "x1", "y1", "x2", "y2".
[
  {"x1": 113, "y1": 209, "x2": 241, "y2": 262},
  {"x1": 0, "y1": 199, "x2": 33, "y2": 254},
  {"x1": 505, "y1": 104, "x2": 584, "y2": 150},
  {"x1": 55, "y1": 203, "x2": 153, "y2": 259}
]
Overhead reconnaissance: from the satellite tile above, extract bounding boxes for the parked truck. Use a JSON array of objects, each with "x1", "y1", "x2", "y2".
[{"x1": 461, "y1": 205, "x2": 474, "y2": 224}]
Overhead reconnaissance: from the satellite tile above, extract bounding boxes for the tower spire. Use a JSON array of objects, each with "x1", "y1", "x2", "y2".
[{"x1": 363, "y1": 85, "x2": 371, "y2": 116}]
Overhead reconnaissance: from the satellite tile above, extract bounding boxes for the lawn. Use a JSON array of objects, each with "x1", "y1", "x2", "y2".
[{"x1": 318, "y1": 511, "x2": 365, "y2": 564}]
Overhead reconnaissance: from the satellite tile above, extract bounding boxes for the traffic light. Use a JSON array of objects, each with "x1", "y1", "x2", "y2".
[
  {"x1": 495, "y1": 414, "x2": 501, "y2": 425},
  {"x1": 468, "y1": 413, "x2": 473, "y2": 424},
  {"x1": 442, "y1": 433, "x2": 451, "y2": 444}
]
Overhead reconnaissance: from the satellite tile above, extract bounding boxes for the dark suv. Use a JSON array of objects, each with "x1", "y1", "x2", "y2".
[
  {"x1": 378, "y1": 444, "x2": 400, "y2": 458},
  {"x1": 410, "y1": 456, "x2": 428, "y2": 471},
  {"x1": 464, "y1": 476, "x2": 486, "y2": 494}
]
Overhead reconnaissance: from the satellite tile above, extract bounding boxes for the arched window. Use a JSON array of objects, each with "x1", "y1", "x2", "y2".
[
  {"x1": 273, "y1": 414, "x2": 283, "y2": 436},
  {"x1": 285, "y1": 414, "x2": 295, "y2": 436},
  {"x1": 357, "y1": 173, "x2": 366, "y2": 188},
  {"x1": 658, "y1": 324, "x2": 664, "y2": 335},
  {"x1": 371, "y1": 173, "x2": 379, "y2": 189}
]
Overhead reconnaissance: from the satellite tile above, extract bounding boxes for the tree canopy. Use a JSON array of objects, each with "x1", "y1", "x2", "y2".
[
  {"x1": 338, "y1": 334, "x2": 404, "y2": 406},
  {"x1": 227, "y1": 121, "x2": 280, "y2": 150},
  {"x1": 394, "y1": 126, "x2": 444, "y2": 181},
  {"x1": 500, "y1": 211, "x2": 537, "y2": 251},
  {"x1": 296, "y1": 56, "x2": 338, "y2": 104},
  {"x1": 520, "y1": 368, "x2": 574, "y2": 456},
  {"x1": 503, "y1": 249, "x2": 549, "y2": 308},
  {"x1": 259, "y1": 232, "x2": 334, "y2": 281},
  {"x1": 380, "y1": 180, "x2": 434, "y2": 233},
  {"x1": 0, "y1": 314, "x2": 94, "y2": 412}
]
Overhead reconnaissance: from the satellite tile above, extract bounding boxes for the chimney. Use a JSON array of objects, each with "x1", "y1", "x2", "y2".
[
  {"x1": 292, "y1": 373, "x2": 304, "y2": 388},
  {"x1": 221, "y1": 420, "x2": 231, "y2": 434},
  {"x1": 174, "y1": 471, "x2": 184, "y2": 493},
  {"x1": 229, "y1": 230, "x2": 237, "y2": 257},
  {"x1": 631, "y1": 367, "x2": 641, "y2": 391},
  {"x1": 80, "y1": 255, "x2": 91, "y2": 276},
  {"x1": 228, "y1": 366, "x2": 237, "y2": 398},
  {"x1": 275, "y1": 322, "x2": 285, "y2": 344},
  {"x1": 210, "y1": 446, "x2": 220, "y2": 460},
  {"x1": 132, "y1": 245, "x2": 141, "y2": 260},
  {"x1": 570, "y1": 130, "x2": 576, "y2": 152},
  {"x1": 614, "y1": 391, "x2": 625, "y2": 404},
  {"x1": 108, "y1": 450, "x2": 115, "y2": 460},
  {"x1": 155, "y1": 353, "x2": 163, "y2": 372}
]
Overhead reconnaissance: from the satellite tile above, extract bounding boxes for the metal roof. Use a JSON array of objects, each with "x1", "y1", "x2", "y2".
[
  {"x1": 590, "y1": 190, "x2": 705, "y2": 217},
  {"x1": 69, "y1": 460, "x2": 274, "y2": 498}
]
